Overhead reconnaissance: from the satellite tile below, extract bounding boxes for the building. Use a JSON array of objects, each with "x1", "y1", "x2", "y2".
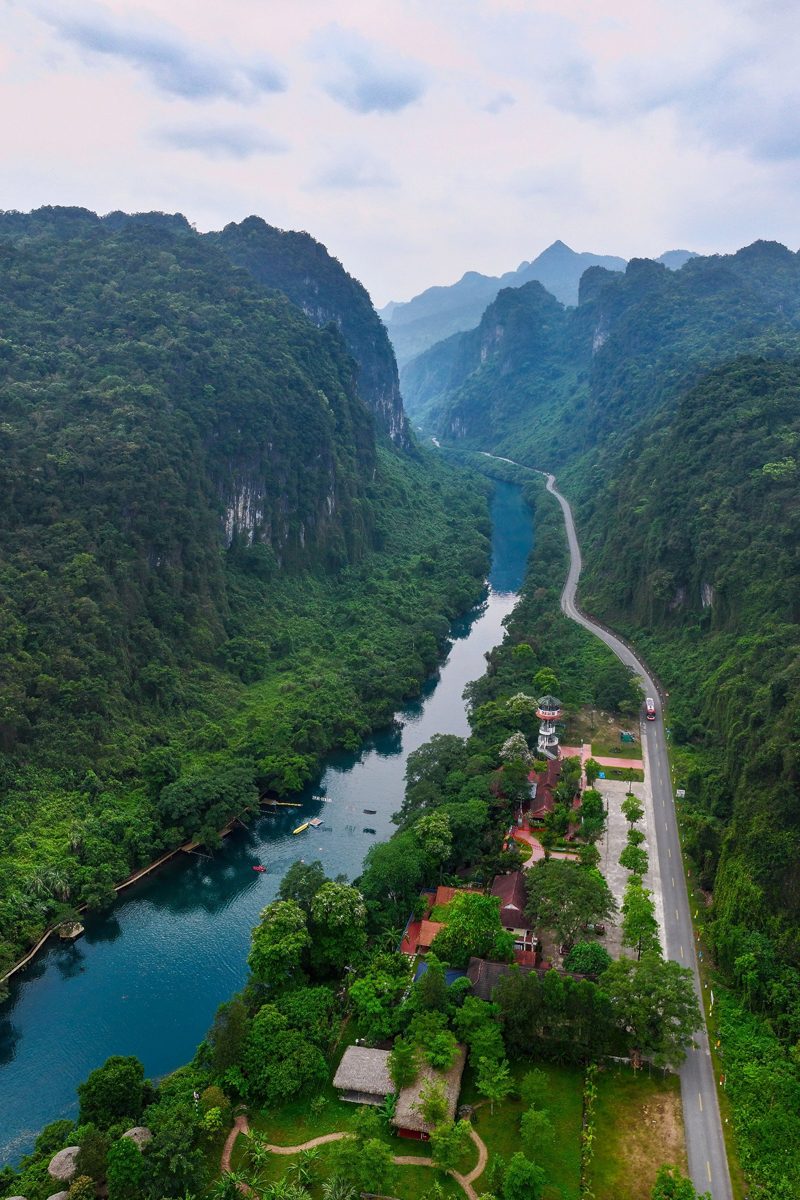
[
  {"x1": 491, "y1": 871, "x2": 535, "y2": 952},
  {"x1": 393, "y1": 1045, "x2": 467, "y2": 1140},
  {"x1": 333, "y1": 1046, "x2": 396, "y2": 1106},
  {"x1": 536, "y1": 694, "x2": 563, "y2": 760},
  {"x1": 528, "y1": 756, "x2": 562, "y2": 823}
]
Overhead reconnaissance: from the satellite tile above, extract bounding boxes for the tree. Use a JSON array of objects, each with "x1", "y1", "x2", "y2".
[
  {"x1": 286, "y1": 1148, "x2": 320, "y2": 1189},
  {"x1": 520, "y1": 1106, "x2": 554, "y2": 1160},
  {"x1": 142, "y1": 1105, "x2": 206, "y2": 1200},
  {"x1": 525, "y1": 860, "x2": 617, "y2": 948},
  {"x1": 621, "y1": 878, "x2": 661, "y2": 960},
  {"x1": 414, "y1": 1078, "x2": 449, "y2": 1126},
  {"x1": 477, "y1": 1056, "x2": 513, "y2": 1114},
  {"x1": 429, "y1": 1120, "x2": 472, "y2": 1171},
  {"x1": 248, "y1": 899, "x2": 311, "y2": 987},
  {"x1": 239, "y1": 1004, "x2": 328, "y2": 1104},
  {"x1": 207, "y1": 995, "x2": 250, "y2": 1076},
  {"x1": 278, "y1": 860, "x2": 328, "y2": 912},
  {"x1": 502, "y1": 1152, "x2": 546, "y2": 1200},
  {"x1": 619, "y1": 844, "x2": 649, "y2": 876},
  {"x1": 350, "y1": 971, "x2": 405, "y2": 1044},
  {"x1": 621, "y1": 796, "x2": 644, "y2": 826},
  {"x1": 622, "y1": 767, "x2": 638, "y2": 793},
  {"x1": 310, "y1": 882, "x2": 368, "y2": 975},
  {"x1": 424, "y1": 1030, "x2": 458, "y2": 1071},
  {"x1": 577, "y1": 842, "x2": 601, "y2": 869},
  {"x1": 77, "y1": 1056, "x2": 145, "y2": 1127},
  {"x1": 68, "y1": 1178, "x2": 97, "y2": 1200},
  {"x1": 388, "y1": 1037, "x2": 419, "y2": 1088},
  {"x1": 584, "y1": 759, "x2": 601, "y2": 787},
  {"x1": 563, "y1": 940, "x2": 612, "y2": 975},
  {"x1": 650, "y1": 1164, "x2": 712, "y2": 1199},
  {"x1": 332, "y1": 1137, "x2": 397, "y2": 1195},
  {"x1": 534, "y1": 669, "x2": 559, "y2": 694},
  {"x1": 600, "y1": 952, "x2": 701, "y2": 1069},
  {"x1": 106, "y1": 1135, "x2": 143, "y2": 1200},
  {"x1": 519, "y1": 1069, "x2": 548, "y2": 1110},
  {"x1": 431, "y1": 892, "x2": 516, "y2": 968},
  {"x1": 75, "y1": 1127, "x2": 110, "y2": 1182},
  {"x1": 414, "y1": 811, "x2": 453, "y2": 867}
]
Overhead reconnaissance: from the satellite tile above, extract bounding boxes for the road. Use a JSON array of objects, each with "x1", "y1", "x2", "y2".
[{"x1": 480, "y1": 453, "x2": 733, "y2": 1200}]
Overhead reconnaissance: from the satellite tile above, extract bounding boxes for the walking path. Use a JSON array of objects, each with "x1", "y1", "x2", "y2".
[
  {"x1": 480, "y1": 452, "x2": 733, "y2": 1200},
  {"x1": 221, "y1": 1120, "x2": 488, "y2": 1200}
]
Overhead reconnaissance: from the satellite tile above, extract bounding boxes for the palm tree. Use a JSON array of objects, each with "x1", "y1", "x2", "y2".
[
  {"x1": 321, "y1": 1179, "x2": 358, "y2": 1200},
  {"x1": 285, "y1": 1148, "x2": 319, "y2": 1189},
  {"x1": 26, "y1": 865, "x2": 71, "y2": 902},
  {"x1": 212, "y1": 1170, "x2": 249, "y2": 1200}
]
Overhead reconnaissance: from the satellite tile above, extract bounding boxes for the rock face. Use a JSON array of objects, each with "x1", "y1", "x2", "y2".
[
  {"x1": 48, "y1": 1147, "x2": 80, "y2": 1183},
  {"x1": 121, "y1": 1126, "x2": 152, "y2": 1149}
]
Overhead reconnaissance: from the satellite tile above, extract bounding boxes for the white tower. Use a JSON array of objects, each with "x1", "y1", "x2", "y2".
[{"x1": 536, "y1": 695, "x2": 562, "y2": 760}]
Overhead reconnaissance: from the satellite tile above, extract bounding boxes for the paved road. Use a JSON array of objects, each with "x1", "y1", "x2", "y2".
[{"x1": 479, "y1": 454, "x2": 733, "y2": 1200}]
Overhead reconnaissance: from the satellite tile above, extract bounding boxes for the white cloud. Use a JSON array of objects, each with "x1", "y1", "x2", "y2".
[
  {"x1": 310, "y1": 24, "x2": 426, "y2": 114},
  {"x1": 152, "y1": 124, "x2": 289, "y2": 159},
  {"x1": 31, "y1": 0, "x2": 286, "y2": 101},
  {"x1": 310, "y1": 150, "x2": 399, "y2": 189}
]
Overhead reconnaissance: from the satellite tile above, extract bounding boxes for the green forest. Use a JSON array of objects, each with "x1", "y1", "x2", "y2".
[{"x1": 0, "y1": 212, "x2": 491, "y2": 977}]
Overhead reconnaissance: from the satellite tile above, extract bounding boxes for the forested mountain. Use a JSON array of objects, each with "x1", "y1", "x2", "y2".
[
  {"x1": 381, "y1": 240, "x2": 629, "y2": 365},
  {"x1": 205, "y1": 217, "x2": 407, "y2": 444},
  {"x1": 409, "y1": 241, "x2": 800, "y2": 462},
  {"x1": 0, "y1": 211, "x2": 491, "y2": 975},
  {"x1": 0, "y1": 206, "x2": 407, "y2": 445}
]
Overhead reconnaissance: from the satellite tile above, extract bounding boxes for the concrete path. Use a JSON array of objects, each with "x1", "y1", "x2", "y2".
[
  {"x1": 266, "y1": 1132, "x2": 346, "y2": 1153},
  {"x1": 479, "y1": 452, "x2": 733, "y2": 1200}
]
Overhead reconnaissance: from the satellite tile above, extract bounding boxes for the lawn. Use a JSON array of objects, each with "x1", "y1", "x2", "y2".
[
  {"x1": 599, "y1": 767, "x2": 644, "y2": 783},
  {"x1": 589, "y1": 1065, "x2": 687, "y2": 1200},
  {"x1": 591, "y1": 741, "x2": 642, "y2": 761},
  {"x1": 460, "y1": 1060, "x2": 584, "y2": 1200}
]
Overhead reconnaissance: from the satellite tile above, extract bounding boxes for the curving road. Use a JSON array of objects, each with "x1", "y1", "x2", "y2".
[{"x1": 480, "y1": 454, "x2": 733, "y2": 1200}]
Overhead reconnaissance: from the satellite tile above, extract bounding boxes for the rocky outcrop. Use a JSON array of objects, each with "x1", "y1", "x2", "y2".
[
  {"x1": 48, "y1": 1148, "x2": 79, "y2": 1183},
  {"x1": 121, "y1": 1127, "x2": 152, "y2": 1148}
]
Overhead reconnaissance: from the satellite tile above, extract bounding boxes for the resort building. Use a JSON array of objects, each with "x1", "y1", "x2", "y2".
[
  {"x1": 333, "y1": 1046, "x2": 396, "y2": 1106},
  {"x1": 393, "y1": 1044, "x2": 467, "y2": 1140},
  {"x1": 536, "y1": 694, "x2": 562, "y2": 760}
]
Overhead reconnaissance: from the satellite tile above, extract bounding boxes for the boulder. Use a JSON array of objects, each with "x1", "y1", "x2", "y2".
[
  {"x1": 48, "y1": 1148, "x2": 80, "y2": 1183},
  {"x1": 45, "y1": 1192, "x2": 70, "y2": 1200},
  {"x1": 6, "y1": 1195, "x2": 28, "y2": 1200},
  {"x1": 121, "y1": 1127, "x2": 152, "y2": 1150}
]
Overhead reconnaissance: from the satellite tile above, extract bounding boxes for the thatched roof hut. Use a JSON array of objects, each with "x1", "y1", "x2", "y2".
[
  {"x1": 332, "y1": 1046, "x2": 395, "y2": 1105},
  {"x1": 393, "y1": 1044, "x2": 467, "y2": 1139}
]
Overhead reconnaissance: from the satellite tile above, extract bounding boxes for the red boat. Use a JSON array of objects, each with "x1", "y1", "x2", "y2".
[{"x1": 253, "y1": 865, "x2": 266, "y2": 872}]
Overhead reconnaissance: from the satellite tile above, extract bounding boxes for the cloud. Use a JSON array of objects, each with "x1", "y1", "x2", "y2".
[
  {"x1": 311, "y1": 24, "x2": 426, "y2": 114},
  {"x1": 31, "y1": 0, "x2": 286, "y2": 101},
  {"x1": 310, "y1": 150, "x2": 399, "y2": 189},
  {"x1": 483, "y1": 91, "x2": 515, "y2": 114},
  {"x1": 152, "y1": 124, "x2": 289, "y2": 159}
]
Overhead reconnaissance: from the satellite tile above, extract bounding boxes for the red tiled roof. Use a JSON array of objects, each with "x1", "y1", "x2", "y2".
[
  {"x1": 434, "y1": 886, "x2": 458, "y2": 907},
  {"x1": 491, "y1": 871, "x2": 532, "y2": 930},
  {"x1": 418, "y1": 920, "x2": 446, "y2": 949}
]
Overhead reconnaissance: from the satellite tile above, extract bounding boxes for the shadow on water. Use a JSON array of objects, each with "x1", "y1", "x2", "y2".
[{"x1": 0, "y1": 479, "x2": 533, "y2": 1165}]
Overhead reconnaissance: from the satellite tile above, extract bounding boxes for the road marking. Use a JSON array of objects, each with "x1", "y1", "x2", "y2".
[
  {"x1": 668, "y1": 848, "x2": 671, "y2": 857},
  {"x1": 672, "y1": 877, "x2": 675, "y2": 886},
  {"x1": 680, "y1": 946, "x2": 684, "y2": 958},
  {"x1": 698, "y1": 1093, "x2": 703, "y2": 1111},
  {"x1": 707, "y1": 1162, "x2": 712, "y2": 1182},
  {"x1": 665, "y1": 822, "x2": 668, "y2": 830}
]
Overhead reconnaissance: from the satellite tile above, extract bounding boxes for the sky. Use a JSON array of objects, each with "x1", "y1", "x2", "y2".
[{"x1": 2, "y1": 0, "x2": 800, "y2": 305}]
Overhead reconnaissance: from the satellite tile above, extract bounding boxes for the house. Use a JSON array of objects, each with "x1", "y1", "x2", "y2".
[
  {"x1": 393, "y1": 1044, "x2": 467, "y2": 1140},
  {"x1": 417, "y1": 919, "x2": 445, "y2": 952},
  {"x1": 491, "y1": 871, "x2": 535, "y2": 951},
  {"x1": 466, "y1": 956, "x2": 590, "y2": 1002},
  {"x1": 333, "y1": 1046, "x2": 396, "y2": 1106},
  {"x1": 528, "y1": 757, "x2": 562, "y2": 823}
]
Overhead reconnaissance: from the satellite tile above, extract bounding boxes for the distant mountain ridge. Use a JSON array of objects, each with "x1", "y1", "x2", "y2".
[{"x1": 380, "y1": 241, "x2": 697, "y2": 364}]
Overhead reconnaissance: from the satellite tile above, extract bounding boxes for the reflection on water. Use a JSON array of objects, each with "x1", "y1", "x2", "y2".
[{"x1": 0, "y1": 480, "x2": 533, "y2": 1165}]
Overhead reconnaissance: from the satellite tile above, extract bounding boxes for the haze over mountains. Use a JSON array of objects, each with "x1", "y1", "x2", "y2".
[{"x1": 379, "y1": 240, "x2": 698, "y2": 365}]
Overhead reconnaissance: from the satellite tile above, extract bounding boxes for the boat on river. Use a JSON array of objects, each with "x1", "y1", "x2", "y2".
[
  {"x1": 253, "y1": 865, "x2": 266, "y2": 872},
  {"x1": 293, "y1": 822, "x2": 309, "y2": 834}
]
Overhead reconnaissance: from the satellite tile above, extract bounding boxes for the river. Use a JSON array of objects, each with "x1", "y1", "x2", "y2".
[{"x1": 0, "y1": 479, "x2": 532, "y2": 1167}]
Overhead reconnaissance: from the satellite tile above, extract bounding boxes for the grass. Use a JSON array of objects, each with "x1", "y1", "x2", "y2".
[
  {"x1": 591, "y1": 742, "x2": 642, "y2": 760},
  {"x1": 599, "y1": 767, "x2": 644, "y2": 783},
  {"x1": 511, "y1": 836, "x2": 533, "y2": 861},
  {"x1": 589, "y1": 1065, "x2": 685, "y2": 1200},
  {"x1": 460, "y1": 1060, "x2": 584, "y2": 1200}
]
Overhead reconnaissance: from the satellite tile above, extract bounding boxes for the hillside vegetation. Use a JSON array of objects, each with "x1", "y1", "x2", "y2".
[{"x1": 0, "y1": 214, "x2": 490, "y2": 975}]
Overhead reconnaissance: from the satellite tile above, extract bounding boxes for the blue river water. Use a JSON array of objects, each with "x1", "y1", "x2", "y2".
[{"x1": 0, "y1": 479, "x2": 533, "y2": 1166}]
